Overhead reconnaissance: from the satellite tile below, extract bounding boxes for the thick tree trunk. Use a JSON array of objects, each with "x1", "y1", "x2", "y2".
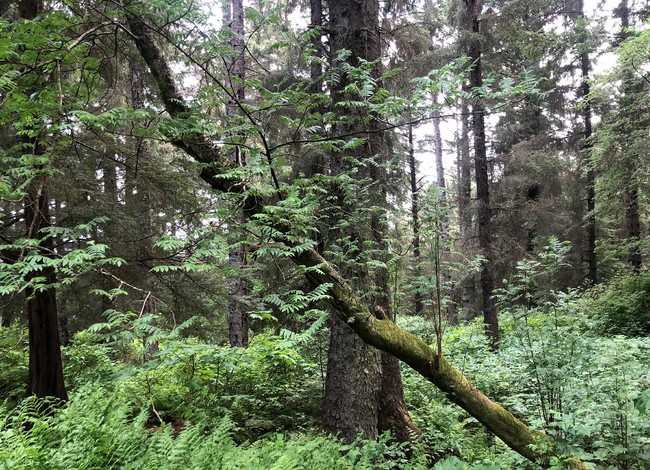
[
  {"x1": 25, "y1": 179, "x2": 68, "y2": 401},
  {"x1": 408, "y1": 120, "x2": 423, "y2": 317},
  {"x1": 323, "y1": 317, "x2": 381, "y2": 441},
  {"x1": 467, "y1": 0, "x2": 498, "y2": 349},
  {"x1": 19, "y1": 0, "x2": 67, "y2": 402},
  {"x1": 323, "y1": 0, "x2": 417, "y2": 442},
  {"x1": 126, "y1": 14, "x2": 588, "y2": 466}
]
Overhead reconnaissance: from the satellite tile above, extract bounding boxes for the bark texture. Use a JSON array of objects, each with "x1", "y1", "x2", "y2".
[
  {"x1": 126, "y1": 11, "x2": 588, "y2": 466},
  {"x1": 577, "y1": 0, "x2": 598, "y2": 284},
  {"x1": 20, "y1": 0, "x2": 67, "y2": 402},
  {"x1": 225, "y1": 0, "x2": 249, "y2": 347},
  {"x1": 408, "y1": 120, "x2": 423, "y2": 317},
  {"x1": 433, "y1": 97, "x2": 448, "y2": 235},
  {"x1": 467, "y1": 0, "x2": 499, "y2": 349},
  {"x1": 322, "y1": 317, "x2": 381, "y2": 441},
  {"x1": 325, "y1": 0, "x2": 418, "y2": 442},
  {"x1": 25, "y1": 178, "x2": 68, "y2": 401},
  {"x1": 458, "y1": 101, "x2": 472, "y2": 242}
]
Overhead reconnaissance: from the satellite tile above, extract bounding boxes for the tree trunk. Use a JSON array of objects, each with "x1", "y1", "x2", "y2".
[
  {"x1": 310, "y1": 0, "x2": 322, "y2": 90},
  {"x1": 225, "y1": 0, "x2": 249, "y2": 347},
  {"x1": 617, "y1": 0, "x2": 642, "y2": 271},
  {"x1": 433, "y1": 96, "x2": 448, "y2": 236},
  {"x1": 456, "y1": 101, "x2": 473, "y2": 320},
  {"x1": 324, "y1": 0, "x2": 418, "y2": 443},
  {"x1": 18, "y1": 0, "x2": 67, "y2": 402},
  {"x1": 467, "y1": 0, "x2": 499, "y2": 349},
  {"x1": 25, "y1": 177, "x2": 68, "y2": 401},
  {"x1": 130, "y1": 60, "x2": 159, "y2": 358},
  {"x1": 408, "y1": 119, "x2": 423, "y2": 317},
  {"x1": 323, "y1": 317, "x2": 381, "y2": 441},
  {"x1": 577, "y1": 0, "x2": 598, "y2": 284},
  {"x1": 458, "y1": 101, "x2": 472, "y2": 242}
]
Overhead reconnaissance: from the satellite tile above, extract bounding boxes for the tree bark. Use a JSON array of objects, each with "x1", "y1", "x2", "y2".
[
  {"x1": 617, "y1": 0, "x2": 642, "y2": 271},
  {"x1": 18, "y1": 0, "x2": 68, "y2": 402},
  {"x1": 577, "y1": 0, "x2": 598, "y2": 284},
  {"x1": 225, "y1": 0, "x2": 249, "y2": 347},
  {"x1": 324, "y1": 0, "x2": 418, "y2": 442},
  {"x1": 322, "y1": 317, "x2": 381, "y2": 441},
  {"x1": 129, "y1": 60, "x2": 159, "y2": 358},
  {"x1": 467, "y1": 0, "x2": 499, "y2": 349},
  {"x1": 458, "y1": 101, "x2": 472, "y2": 242},
  {"x1": 408, "y1": 119, "x2": 423, "y2": 316},
  {"x1": 433, "y1": 96, "x2": 448, "y2": 236},
  {"x1": 310, "y1": 0, "x2": 322, "y2": 91},
  {"x1": 126, "y1": 13, "x2": 589, "y2": 466},
  {"x1": 25, "y1": 176, "x2": 68, "y2": 401}
]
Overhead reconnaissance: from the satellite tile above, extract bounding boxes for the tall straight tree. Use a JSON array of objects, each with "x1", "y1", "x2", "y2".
[
  {"x1": 433, "y1": 97, "x2": 448, "y2": 235},
  {"x1": 577, "y1": 0, "x2": 598, "y2": 284},
  {"x1": 617, "y1": 0, "x2": 642, "y2": 270},
  {"x1": 128, "y1": 59, "x2": 159, "y2": 356},
  {"x1": 466, "y1": 0, "x2": 498, "y2": 349},
  {"x1": 408, "y1": 119, "x2": 423, "y2": 316},
  {"x1": 224, "y1": 0, "x2": 249, "y2": 347},
  {"x1": 20, "y1": 0, "x2": 68, "y2": 401},
  {"x1": 323, "y1": 0, "x2": 418, "y2": 442},
  {"x1": 457, "y1": 102, "x2": 472, "y2": 242}
]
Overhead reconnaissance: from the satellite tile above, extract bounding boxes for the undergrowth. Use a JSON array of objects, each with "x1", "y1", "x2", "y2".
[
  {"x1": 1, "y1": 269, "x2": 649, "y2": 469},
  {"x1": 0, "y1": 386, "x2": 423, "y2": 470}
]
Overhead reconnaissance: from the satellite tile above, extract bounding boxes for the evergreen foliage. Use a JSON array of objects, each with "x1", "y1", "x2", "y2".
[{"x1": 1, "y1": 0, "x2": 650, "y2": 468}]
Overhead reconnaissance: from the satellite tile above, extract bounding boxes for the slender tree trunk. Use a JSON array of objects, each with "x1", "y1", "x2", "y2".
[
  {"x1": 617, "y1": 0, "x2": 642, "y2": 271},
  {"x1": 408, "y1": 120, "x2": 423, "y2": 316},
  {"x1": 456, "y1": 101, "x2": 473, "y2": 320},
  {"x1": 577, "y1": 0, "x2": 598, "y2": 284},
  {"x1": 130, "y1": 60, "x2": 159, "y2": 358},
  {"x1": 310, "y1": 0, "x2": 322, "y2": 89},
  {"x1": 467, "y1": 0, "x2": 498, "y2": 349},
  {"x1": 225, "y1": 0, "x2": 249, "y2": 347},
  {"x1": 433, "y1": 96, "x2": 448, "y2": 235},
  {"x1": 458, "y1": 102, "x2": 472, "y2": 242}
]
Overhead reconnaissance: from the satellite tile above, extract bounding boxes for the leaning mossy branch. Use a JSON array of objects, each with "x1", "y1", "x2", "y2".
[
  {"x1": 127, "y1": 11, "x2": 587, "y2": 468},
  {"x1": 126, "y1": 13, "x2": 244, "y2": 195},
  {"x1": 295, "y1": 251, "x2": 538, "y2": 461},
  {"x1": 295, "y1": 249, "x2": 588, "y2": 469}
]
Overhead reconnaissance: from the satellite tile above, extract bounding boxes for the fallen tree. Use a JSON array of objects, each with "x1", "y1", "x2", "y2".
[{"x1": 125, "y1": 10, "x2": 586, "y2": 469}]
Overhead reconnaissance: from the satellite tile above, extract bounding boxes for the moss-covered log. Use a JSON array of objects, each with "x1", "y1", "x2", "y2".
[
  {"x1": 294, "y1": 250, "x2": 542, "y2": 463},
  {"x1": 126, "y1": 10, "x2": 586, "y2": 468}
]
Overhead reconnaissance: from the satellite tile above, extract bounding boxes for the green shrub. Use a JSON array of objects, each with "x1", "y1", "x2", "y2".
[
  {"x1": 582, "y1": 271, "x2": 650, "y2": 336},
  {"x1": 0, "y1": 324, "x2": 28, "y2": 405},
  {"x1": 62, "y1": 331, "x2": 115, "y2": 391}
]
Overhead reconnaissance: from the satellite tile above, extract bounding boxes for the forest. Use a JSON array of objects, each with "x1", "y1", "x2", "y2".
[{"x1": 1, "y1": 0, "x2": 649, "y2": 468}]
